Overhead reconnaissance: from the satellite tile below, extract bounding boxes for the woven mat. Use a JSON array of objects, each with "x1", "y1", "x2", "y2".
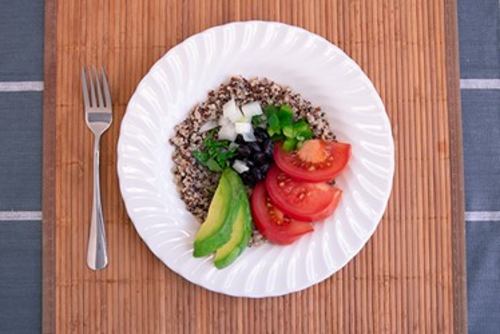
[{"x1": 43, "y1": 0, "x2": 466, "y2": 332}]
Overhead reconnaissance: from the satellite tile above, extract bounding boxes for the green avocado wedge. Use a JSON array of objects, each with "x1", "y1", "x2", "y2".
[
  {"x1": 193, "y1": 169, "x2": 242, "y2": 257},
  {"x1": 213, "y1": 187, "x2": 253, "y2": 269}
]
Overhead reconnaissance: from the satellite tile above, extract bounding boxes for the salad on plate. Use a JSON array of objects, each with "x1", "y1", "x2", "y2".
[{"x1": 170, "y1": 76, "x2": 351, "y2": 269}]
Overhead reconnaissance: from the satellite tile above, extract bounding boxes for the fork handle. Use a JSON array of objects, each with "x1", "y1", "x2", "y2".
[{"x1": 87, "y1": 134, "x2": 108, "y2": 270}]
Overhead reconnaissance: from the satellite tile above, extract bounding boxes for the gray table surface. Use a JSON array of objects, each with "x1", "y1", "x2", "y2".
[{"x1": 0, "y1": 0, "x2": 499, "y2": 333}]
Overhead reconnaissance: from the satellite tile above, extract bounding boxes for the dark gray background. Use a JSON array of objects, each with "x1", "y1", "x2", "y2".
[{"x1": 0, "y1": 0, "x2": 498, "y2": 332}]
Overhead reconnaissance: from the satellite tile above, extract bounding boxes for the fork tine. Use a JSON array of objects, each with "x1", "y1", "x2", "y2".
[
  {"x1": 93, "y1": 67, "x2": 104, "y2": 108},
  {"x1": 81, "y1": 67, "x2": 91, "y2": 109},
  {"x1": 100, "y1": 67, "x2": 112, "y2": 109},
  {"x1": 88, "y1": 66, "x2": 97, "y2": 107}
]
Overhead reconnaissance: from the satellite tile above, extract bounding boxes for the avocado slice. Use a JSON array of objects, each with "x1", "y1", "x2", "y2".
[
  {"x1": 193, "y1": 169, "x2": 242, "y2": 257},
  {"x1": 213, "y1": 188, "x2": 253, "y2": 269}
]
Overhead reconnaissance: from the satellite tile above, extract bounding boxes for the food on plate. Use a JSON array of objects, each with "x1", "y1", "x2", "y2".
[
  {"x1": 214, "y1": 184, "x2": 252, "y2": 268},
  {"x1": 274, "y1": 140, "x2": 351, "y2": 182},
  {"x1": 262, "y1": 104, "x2": 314, "y2": 151},
  {"x1": 170, "y1": 76, "x2": 350, "y2": 268},
  {"x1": 251, "y1": 183, "x2": 313, "y2": 244},
  {"x1": 192, "y1": 132, "x2": 237, "y2": 172},
  {"x1": 170, "y1": 77, "x2": 334, "y2": 221},
  {"x1": 194, "y1": 167, "x2": 252, "y2": 268},
  {"x1": 233, "y1": 127, "x2": 274, "y2": 187},
  {"x1": 265, "y1": 166, "x2": 342, "y2": 222},
  {"x1": 193, "y1": 168, "x2": 243, "y2": 257}
]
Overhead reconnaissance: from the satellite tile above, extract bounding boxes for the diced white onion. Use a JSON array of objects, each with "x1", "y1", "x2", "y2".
[
  {"x1": 218, "y1": 100, "x2": 259, "y2": 143},
  {"x1": 234, "y1": 122, "x2": 252, "y2": 134},
  {"x1": 242, "y1": 131, "x2": 256, "y2": 142},
  {"x1": 218, "y1": 116, "x2": 231, "y2": 127},
  {"x1": 239, "y1": 115, "x2": 251, "y2": 123},
  {"x1": 222, "y1": 98, "x2": 243, "y2": 122},
  {"x1": 241, "y1": 101, "x2": 263, "y2": 118},
  {"x1": 234, "y1": 122, "x2": 256, "y2": 142},
  {"x1": 218, "y1": 123, "x2": 237, "y2": 141},
  {"x1": 199, "y1": 120, "x2": 218, "y2": 133},
  {"x1": 232, "y1": 159, "x2": 250, "y2": 174}
]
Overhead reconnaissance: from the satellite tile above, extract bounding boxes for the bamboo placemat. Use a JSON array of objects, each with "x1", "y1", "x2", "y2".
[{"x1": 43, "y1": 0, "x2": 466, "y2": 333}]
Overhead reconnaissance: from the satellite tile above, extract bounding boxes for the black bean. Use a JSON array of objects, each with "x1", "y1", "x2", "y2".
[
  {"x1": 254, "y1": 128, "x2": 268, "y2": 142},
  {"x1": 243, "y1": 159, "x2": 255, "y2": 168},
  {"x1": 237, "y1": 145, "x2": 252, "y2": 157},
  {"x1": 235, "y1": 135, "x2": 245, "y2": 145},
  {"x1": 241, "y1": 172, "x2": 256, "y2": 186},
  {"x1": 263, "y1": 140, "x2": 274, "y2": 157},
  {"x1": 259, "y1": 163, "x2": 270, "y2": 175},
  {"x1": 252, "y1": 168, "x2": 263, "y2": 181},
  {"x1": 254, "y1": 127, "x2": 267, "y2": 137},
  {"x1": 254, "y1": 153, "x2": 266, "y2": 164},
  {"x1": 248, "y1": 142, "x2": 261, "y2": 153},
  {"x1": 240, "y1": 171, "x2": 249, "y2": 181}
]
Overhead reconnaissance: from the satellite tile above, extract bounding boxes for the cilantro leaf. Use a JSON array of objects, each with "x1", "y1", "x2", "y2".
[
  {"x1": 205, "y1": 158, "x2": 222, "y2": 172},
  {"x1": 192, "y1": 131, "x2": 237, "y2": 173},
  {"x1": 192, "y1": 150, "x2": 209, "y2": 163}
]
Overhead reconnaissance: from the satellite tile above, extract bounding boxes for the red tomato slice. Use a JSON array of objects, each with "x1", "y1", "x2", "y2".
[
  {"x1": 265, "y1": 165, "x2": 342, "y2": 222},
  {"x1": 251, "y1": 183, "x2": 313, "y2": 245},
  {"x1": 274, "y1": 139, "x2": 351, "y2": 182}
]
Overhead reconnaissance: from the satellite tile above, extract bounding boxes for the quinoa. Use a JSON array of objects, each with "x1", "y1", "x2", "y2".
[{"x1": 169, "y1": 76, "x2": 335, "y2": 243}]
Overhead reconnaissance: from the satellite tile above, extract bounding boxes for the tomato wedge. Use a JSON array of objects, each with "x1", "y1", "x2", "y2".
[
  {"x1": 274, "y1": 139, "x2": 351, "y2": 182},
  {"x1": 251, "y1": 183, "x2": 313, "y2": 244},
  {"x1": 265, "y1": 165, "x2": 342, "y2": 222}
]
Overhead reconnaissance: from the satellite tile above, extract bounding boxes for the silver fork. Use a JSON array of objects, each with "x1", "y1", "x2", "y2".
[{"x1": 81, "y1": 67, "x2": 112, "y2": 270}]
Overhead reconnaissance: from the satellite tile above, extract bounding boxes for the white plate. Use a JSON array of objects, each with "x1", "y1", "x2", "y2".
[{"x1": 117, "y1": 21, "x2": 394, "y2": 297}]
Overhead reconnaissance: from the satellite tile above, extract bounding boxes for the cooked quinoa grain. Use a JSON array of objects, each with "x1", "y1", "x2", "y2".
[{"x1": 169, "y1": 76, "x2": 335, "y2": 242}]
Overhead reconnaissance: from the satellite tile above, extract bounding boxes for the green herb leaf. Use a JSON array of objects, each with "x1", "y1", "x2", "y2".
[
  {"x1": 192, "y1": 150, "x2": 209, "y2": 163},
  {"x1": 218, "y1": 140, "x2": 231, "y2": 147},
  {"x1": 282, "y1": 138, "x2": 298, "y2": 152},
  {"x1": 267, "y1": 112, "x2": 281, "y2": 136},
  {"x1": 252, "y1": 114, "x2": 265, "y2": 127},
  {"x1": 282, "y1": 125, "x2": 295, "y2": 138},
  {"x1": 271, "y1": 134, "x2": 286, "y2": 141},
  {"x1": 264, "y1": 105, "x2": 279, "y2": 116},
  {"x1": 293, "y1": 119, "x2": 313, "y2": 141},
  {"x1": 219, "y1": 149, "x2": 236, "y2": 162},
  {"x1": 293, "y1": 119, "x2": 310, "y2": 134},
  {"x1": 205, "y1": 158, "x2": 223, "y2": 172},
  {"x1": 277, "y1": 106, "x2": 293, "y2": 127},
  {"x1": 192, "y1": 131, "x2": 238, "y2": 173},
  {"x1": 279, "y1": 104, "x2": 293, "y2": 114},
  {"x1": 202, "y1": 129, "x2": 217, "y2": 143},
  {"x1": 215, "y1": 156, "x2": 226, "y2": 168},
  {"x1": 261, "y1": 104, "x2": 315, "y2": 152}
]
